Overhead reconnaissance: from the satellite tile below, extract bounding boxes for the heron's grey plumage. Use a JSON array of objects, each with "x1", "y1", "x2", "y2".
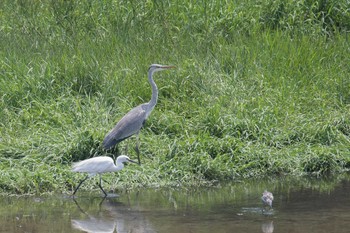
[
  {"x1": 103, "y1": 64, "x2": 175, "y2": 164},
  {"x1": 103, "y1": 104, "x2": 148, "y2": 149}
]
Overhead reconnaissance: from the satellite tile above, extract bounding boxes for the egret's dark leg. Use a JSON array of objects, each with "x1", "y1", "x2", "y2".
[
  {"x1": 97, "y1": 174, "x2": 108, "y2": 197},
  {"x1": 73, "y1": 175, "x2": 89, "y2": 196},
  {"x1": 73, "y1": 198, "x2": 89, "y2": 216},
  {"x1": 135, "y1": 132, "x2": 141, "y2": 165},
  {"x1": 98, "y1": 196, "x2": 107, "y2": 210}
]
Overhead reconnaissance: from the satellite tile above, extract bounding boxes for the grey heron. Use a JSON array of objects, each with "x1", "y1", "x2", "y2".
[
  {"x1": 103, "y1": 64, "x2": 175, "y2": 165},
  {"x1": 72, "y1": 155, "x2": 137, "y2": 197}
]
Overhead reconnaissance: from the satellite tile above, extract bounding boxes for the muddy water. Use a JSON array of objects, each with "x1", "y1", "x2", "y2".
[{"x1": 1, "y1": 174, "x2": 350, "y2": 233}]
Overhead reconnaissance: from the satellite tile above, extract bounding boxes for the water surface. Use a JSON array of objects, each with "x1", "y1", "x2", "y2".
[{"x1": 1, "y1": 174, "x2": 350, "y2": 233}]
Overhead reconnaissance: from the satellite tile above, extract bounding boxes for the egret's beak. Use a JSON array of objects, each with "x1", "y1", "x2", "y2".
[
  {"x1": 162, "y1": 65, "x2": 176, "y2": 69},
  {"x1": 127, "y1": 158, "x2": 139, "y2": 164}
]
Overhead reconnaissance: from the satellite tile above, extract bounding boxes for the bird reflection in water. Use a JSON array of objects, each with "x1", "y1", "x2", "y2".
[
  {"x1": 72, "y1": 197, "x2": 155, "y2": 233},
  {"x1": 261, "y1": 221, "x2": 274, "y2": 233}
]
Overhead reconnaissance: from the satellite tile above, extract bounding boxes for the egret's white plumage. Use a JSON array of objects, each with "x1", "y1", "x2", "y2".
[
  {"x1": 72, "y1": 155, "x2": 137, "y2": 196},
  {"x1": 103, "y1": 64, "x2": 175, "y2": 165},
  {"x1": 72, "y1": 156, "x2": 132, "y2": 174}
]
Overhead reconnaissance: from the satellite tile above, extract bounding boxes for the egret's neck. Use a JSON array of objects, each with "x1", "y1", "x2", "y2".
[
  {"x1": 115, "y1": 162, "x2": 124, "y2": 171},
  {"x1": 148, "y1": 69, "x2": 158, "y2": 111}
]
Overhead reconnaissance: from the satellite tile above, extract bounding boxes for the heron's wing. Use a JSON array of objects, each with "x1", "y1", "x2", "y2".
[
  {"x1": 72, "y1": 157, "x2": 115, "y2": 174},
  {"x1": 103, "y1": 104, "x2": 148, "y2": 149}
]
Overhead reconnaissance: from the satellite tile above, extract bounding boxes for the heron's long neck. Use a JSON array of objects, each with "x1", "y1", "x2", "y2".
[{"x1": 148, "y1": 69, "x2": 158, "y2": 111}]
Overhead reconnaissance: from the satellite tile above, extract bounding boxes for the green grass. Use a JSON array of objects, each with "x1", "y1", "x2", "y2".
[{"x1": 0, "y1": 0, "x2": 350, "y2": 194}]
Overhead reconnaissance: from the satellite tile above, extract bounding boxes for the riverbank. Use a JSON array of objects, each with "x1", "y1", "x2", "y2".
[{"x1": 1, "y1": 0, "x2": 349, "y2": 194}]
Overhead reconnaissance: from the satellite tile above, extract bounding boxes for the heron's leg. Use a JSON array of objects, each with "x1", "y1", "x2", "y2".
[
  {"x1": 73, "y1": 175, "x2": 90, "y2": 196},
  {"x1": 97, "y1": 174, "x2": 108, "y2": 197},
  {"x1": 135, "y1": 132, "x2": 141, "y2": 165}
]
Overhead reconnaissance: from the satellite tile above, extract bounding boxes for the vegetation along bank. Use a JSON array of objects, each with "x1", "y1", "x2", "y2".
[{"x1": 0, "y1": 0, "x2": 349, "y2": 194}]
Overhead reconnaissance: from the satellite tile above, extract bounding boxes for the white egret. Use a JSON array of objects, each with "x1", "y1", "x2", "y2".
[
  {"x1": 72, "y1": 155, "x2": 137, "y2": 196},
  {"x1": 103, "y1": 64, "x2": 175, "y2": 165}
]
